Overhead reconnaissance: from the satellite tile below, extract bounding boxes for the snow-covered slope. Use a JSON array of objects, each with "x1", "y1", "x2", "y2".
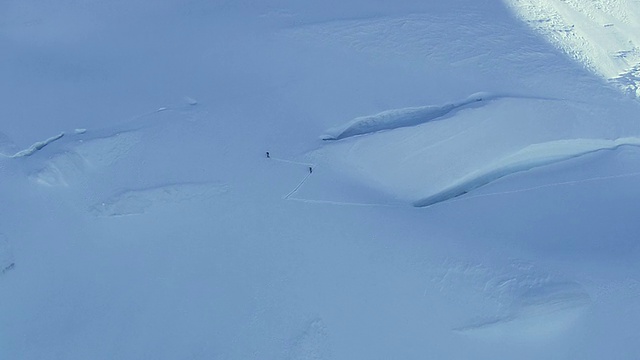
[
  {"x1": 504, "y1": 0, "x2": 640, "y2": 97},
  {"x1": 1, "y1": 1, "x2": 640, "y2": 359}
]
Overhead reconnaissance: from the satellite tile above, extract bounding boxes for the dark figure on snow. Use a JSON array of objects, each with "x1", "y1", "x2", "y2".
[
  {"x1": 309, "y1": 166, "x2": 313, "y2": 174},
  {"x1": 266, "y1": 151, "x2": 270, "y2": 158}
]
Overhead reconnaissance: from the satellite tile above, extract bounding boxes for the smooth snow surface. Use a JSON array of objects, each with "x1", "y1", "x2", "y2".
[{"x1": 2, "y1": 0, "x2": 640, "y2": 359}]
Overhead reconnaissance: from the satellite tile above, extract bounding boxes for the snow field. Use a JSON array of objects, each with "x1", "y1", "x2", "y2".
[{"x1": 2, "y1": 0, "x2": 640, "y2": 358}]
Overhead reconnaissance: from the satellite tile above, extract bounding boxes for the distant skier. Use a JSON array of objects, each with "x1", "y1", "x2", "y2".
[
  {"x1": 309, "y1": 166, "x2": 313, "y2": 174},
  {"x1": 266, "y1": 151, "x2": 270, "y2": 158}
]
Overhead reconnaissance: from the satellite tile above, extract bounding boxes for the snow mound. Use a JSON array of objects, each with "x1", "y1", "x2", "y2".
[
  {"x1": 91, "y1": 183, "x2": 229, "y2": 216},
  {"x1": 322, "y1": 92, "x2": 494, "y2": 140},
  {"x1": 415, "y1": 137, "x2": 640, "y2": 207}
]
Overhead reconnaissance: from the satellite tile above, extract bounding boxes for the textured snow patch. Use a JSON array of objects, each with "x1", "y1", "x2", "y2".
[
  {"x1": 435, "y1": 259, "x2": 590, "y2": 341},
  {"x1": 91, "y1": 183, "x2": 229, "y2": 216},
  {"x1": 287, "y1": 318, "x2": 330, "y2": 360},
  {"x1": 1, "y1": 133, "x2": 64, "y2": 158},
  {"x1": 504, "y1": 0, "x2": 640, "y2": 97},
  {"x1": 455, "y1": 281, "x2": 590, "y2": 340},
  {"x1": 30, "y1": 132, "x2": 140, "y2": 186}
]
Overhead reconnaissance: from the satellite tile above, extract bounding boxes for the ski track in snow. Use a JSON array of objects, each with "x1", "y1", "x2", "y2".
[
  {"x1": 283, "y1": 172, "x2": 313, "y2": 200},
  {"x1": 268, "y1": 156, "x2": 318, "y2": 200},
  {"x1": 286, "y1": 197, "x2": 404, "y2": 208},
  {"x1": 270, "y1": 156, "x2": 314, "y2": 167},
  {"x1": 91, "y1": 183, "x2": 229, "y2": 217},
  {"x1": 414, "y1": 137, "x2": 640, "y2": 207},
  {"x1": 322, "y1": 92, "x2": 566, "y2": 141},
  {"x1": 450, "y1": 170, "x2": 640, "y2": 204},
  {"x1": 271, "y1": 157, "x2": 402, "y2": 207}
]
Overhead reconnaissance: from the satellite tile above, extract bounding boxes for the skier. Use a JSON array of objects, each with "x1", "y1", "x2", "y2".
[
  {"x1": 266, "y1": 151, "x2": 270, "y2": 158},
  {"x1": 309, "y1": 166, "x2": 313, "y2": 174}
]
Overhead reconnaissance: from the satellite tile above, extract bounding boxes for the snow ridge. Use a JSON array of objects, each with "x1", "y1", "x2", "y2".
[
  {"x1": 322, "y1": 92, "x2": 494, "y2": 140},
  {"x1": 414, "y1": 137, "x2": 640, "y2": 207},
  {"x1": 1, "y1": 132, "x2": 65, "y2": 158}
]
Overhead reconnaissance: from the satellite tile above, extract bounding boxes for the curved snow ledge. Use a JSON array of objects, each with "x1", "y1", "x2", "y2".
[
  {"x1": 0, "y1": 133, "x2": 64, "y2": 158},
  {"x1": 322, "y1": 92, "x2": 495, "y2": 140},
  {"x1": 414, "y1": 137, "x2": 640, "y2": 207}
]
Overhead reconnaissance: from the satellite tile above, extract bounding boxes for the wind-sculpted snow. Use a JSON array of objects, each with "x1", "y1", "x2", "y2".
[
  {"x1": 322, "y1": 93, "x2": 494, "y2": 140},
  {"x1": 31, "y1": 131, "x2": 141, "y2": 187},
  {"x1": 435, "y1": 258, "x2": 590, "y2": 341},
  {"x1": 414, "y1": 137, "x2": 640, "y2": 207},
  {"x1": 91, "y1": 183, "x2": 228, "y2": 216},
  {"x1": 455, "y1": 281, "x2": 590, "y2": 340}
]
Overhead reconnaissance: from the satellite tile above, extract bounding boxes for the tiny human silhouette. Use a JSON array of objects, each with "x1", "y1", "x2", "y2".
[
  {"x1": 266, "y1": 151, "x2": 270, "y2": 158},
  {"x1": 309, "y1": 166, "x2": 313, "y2": 173}
]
